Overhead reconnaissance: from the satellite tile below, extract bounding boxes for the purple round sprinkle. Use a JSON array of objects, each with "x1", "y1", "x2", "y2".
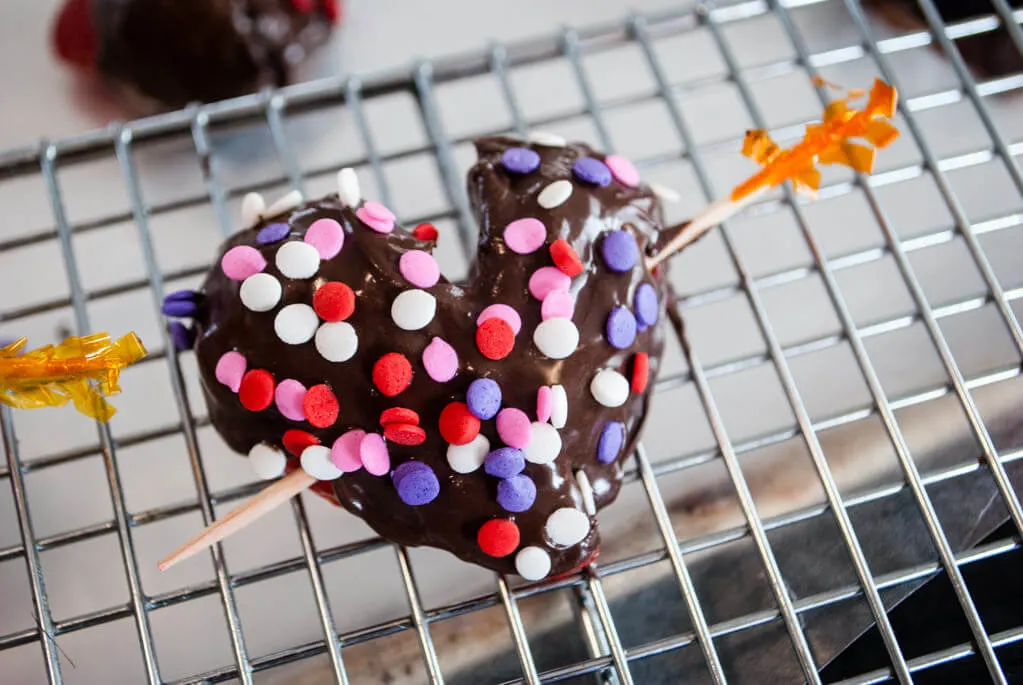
[
  {"x1": 168, "y1": 322, "x2": 194, "y2": 351},
  {"x1": 161, "y1": 299, "x2": 198, "y2": 318},
  {"x1": 606, "y1": 307, "x2": 637, "y2": 350},
  {"x1": 597, "y1": 422, "x2": 626, "y2": 463},
  {"x1": 502, "y1": 147, "x2": 541, "y2": 175},
  {"x1": 257, "y1": 222, "x2": 290, "y2": 245},
  {"x1": 392, "y1": 462, "x2": 440, "y2": 506},
  {"x1": 466, "y1": 378, "x2": 502, "y2": 420},
  {"x1": 600, "y1": 230, "x2": 639, "y2": 273},
  {"x1": 634, "y1": 283, "x2": 658, "y2": 327},
  {"x1": 497, "y1": 475, "x2": 537, "y2": 513},
  {"x1": 485, "y1": 448, "x2": 525, "y2": 479},
  {"x1": 572, "y1": 157, "x2": 612, "y2": 187},
  {"x1": 164, "y1": 289, "x2": 198, "y2": 303}
]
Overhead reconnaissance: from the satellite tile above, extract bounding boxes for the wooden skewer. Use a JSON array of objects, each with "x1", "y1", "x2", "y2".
[{"x1": 159, "y1": 469, "x2": 316, "y2": 571}]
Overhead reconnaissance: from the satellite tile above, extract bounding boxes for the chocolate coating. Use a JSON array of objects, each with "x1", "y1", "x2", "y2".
[
  {"x1": 92, "y1": 0, "x2": 335, "y2": 108},
  {"x1": 191, "y1": 137, "x2": 671, "y2": 577}
]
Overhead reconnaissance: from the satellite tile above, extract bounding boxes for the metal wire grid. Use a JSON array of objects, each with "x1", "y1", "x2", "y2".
[{"x1": 0, "y1": 0, "x2": 1022, "y2": 682}]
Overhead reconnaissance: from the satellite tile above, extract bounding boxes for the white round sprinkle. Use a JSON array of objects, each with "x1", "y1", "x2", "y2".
[
  {"x1": 590, "y1": 369, "x2": 630, "y2": 408},
  {"x1": 239, "y1": 273, "x2": 282, "y2": 312},
  {"x1": 528, "y1": 131, "x2": 567, "y2": 148},
  {"x1": 315, "y1": 322, "x2": 358, "y2": 362},
  {"x1": 266, "y1": 189, "x2": 303, "y2": 217},
  {"x1": 650, "y1": 182, "x2": 681, "y2": 203},
  {"x1": 391, "y1": 289, "x2": 437, "y2": 331},
  {"x1": 338, "y1": 168, "x2": 361, "y2": 207},
  {"x1": 545, "y1": 508, "x2": 591, "y2": 547},
  {"x1": 249, "y1": 443, "x2": 286, "y2": 480},
  {"x1": 576, "y1": 470, "x2": 597, "y2": 516},
  {"x1": 523, "y1": 423, "x2": 562, "y2": 464},
  {"x1": 276, "y1": 241, "x2": 321, "y2": 279},
  {"x1": 515, "y1": 546, "x2": 552, "y2": 581},
  {"x1": 275, "y1": 304, "x2": 319, "y2": 345},
  {"x1": 446, "y1": 434, "x2": 490, "y2": 474},
  {"x1": 301, "y1": 445, "x2": 343, "y2": 481},
  {"x1": 533, "y1": 318, "x2": 579, "y2": 359},
  {"x1": 538, "y1": 180, "x2": 573, "y2": 209},
  {"x1": 241, "y1": 192, "x2": 266, "y2": 229},
  {"x1": 550, "y1": 384, "x2": 568, "y2": 429}
]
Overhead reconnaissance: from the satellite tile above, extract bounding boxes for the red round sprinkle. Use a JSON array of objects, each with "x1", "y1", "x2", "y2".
[
  {"x1": 476, "y1": 317, "x2": 515, "y2": 361},
  {"x1": 54, "y1": 0, "x2": 96, "y2": 68},
  {"x1": 238, "y1": 369, "x2": 275, "y2": 411},
  {"x1": 478, "y1": 519, "x2": 520, "y2": 558},
  {"x1": 303, "y1": 384, "x2": 339, "y2": 428},
  {"x1": 313, "y1": 282, "x2": 355, "y2": 322},
  {"x1": 290, "y1": 0, "x2": 316, "y2": 12},
  {"x1": 381, "y1": 407, "x2": 420, "y2": 426},
  {"x1": 413, "y1": 223, "x2": 439, "y2": 242},
  {"x1": 631, "y1": 352, "x2": 650, "y2": 394},
  {"x1": 384, "y1": 423, "x2": 427, "y2": 446},
  {"x1": 550, "y1": 239, "x2": 584, "y2": 278},
  {"x1": 373, "y1": 353, "x2": 413, "y2": 397},
  {"x1": 323, "y1": 0, "x2": 342, "y2": 22},
  {"x1": 283, "y1": 429, "x2": 320, "y2": 457},
  {"x1": 438, "y1": 402, "x2": 480, "y2": 445}
]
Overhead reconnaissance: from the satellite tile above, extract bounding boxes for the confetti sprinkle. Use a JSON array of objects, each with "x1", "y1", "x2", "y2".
[
  {"x1": 497, "y1": 475, "x2": 537, "y2": 513},
  {"x1": 496, "y1": 408, "x2": 532, "y2": 449},
  {"x1": 331, "y1": 429, "x2": 365, "y2": 472},
  {"x1": 241, "y1": 192, "x2": 266, "y2": 229},
  {"x1": 284, "y1": 429, "x2": 319, "y2": 456},
  {"x1": 528, "y1": 267, "x2": 571, "y2": 301},
  {"x1": 381, "y1": 407, "x2": 420, "y2": 426},
  {"x1": 533, "y1": 318, "x2": 579, "y2": 359},
  {"x1": 466, "y1": 378, "x2": 502, "y2": 420},
  {"x1": 478, "y1": 519, "x2": 520, "y2": 557},
  {"x1": 215, "y1": 351, "x2": 247, "y2": 392},
  {"x1": 276, "y1": 241, "x2": 321, "y2": 279},
  {"x1": 266, "y1": 190, "x2": 303, "y2": 217},
  {"x1": 164, "y1": 289, "x2": 199, "y2": 303},
  {"x1": 274, "y1": 379, "x2": 307, "y2": 421},
  {"x1": 502, "y1": 147, "x2": 541, "y2": 174},
  {"x1": 313, "y1": 282, "x2": 356, "y2": 322},
  {"x1": 257, "y1": 222, "x2": 290, "y2": 245},
  {"x1": 634, "y1": 283, "x2": 658, "y2": 327},
  {"x1": 337, "y1": 168, "x2": 361, "y2": 207},
  {"x1": 476, "y1": 317, "x2": 515, "y2": 360},
  {"x1": 168, "y1": 322, "x2": 194, "y2": 351},
  {"x1": 414, "y1": 223, "x2": 439, "y2": 242},
  {"x1": 240, "y1": 273, "x2": 283, "y2": 312},
  {"x1": 528, "y1": 131, "x2": 567, "y2": 147},
  {"x1": 601, "y1": 230, "x2": 639, "y2": 273},
  {"x1": 304, "y1": 218, "x2": 345, "y2": 260},
  {"x1": 515, "y1": 546, "x2": 552, "y2": 580},
  {"x1": 631, "y1": 353, "x2": 649, "y2": 394},
  {"x1": 477, "y1": 304, "x2": 522, "y2": 336},
  {"x1": 590, "y1": 369, "x2": 630, "y2": 408},
  {"x1": 238, "y1": 369, "x2": 275, "y2": 411},
  {"x1": 391, "y1": 289, "x2": 437, "y2": 331},
  {"x1": 303, "y1": 384, "x2": 339, "y2": 428},
  {"x1": 439, "y1": 401, "x2": 481, "y2": 445},
  {"x1": 541, "y1": 290, "x2": 574, "y2": 321},
  {"x1": 221, "y1": 245, "x2": 266, "y2": 281},
  {"x1": 356, "y1": 201, "x2": 396, "y2": 233},
  {"x1": 423, "y1": 337, "x2": 458, "y2": 382},
  {"x1": 523, "y1": 422, "x2": 562, "y2": 464},
  {"x1": 605, "y1": 154, "x2": 640, "y2": 187},
  {"x1": 576, "y1": 469, "x2": 597, "y2": 516},
  {"x1": 384, "y1": 422, "x2": 427, "y2": 446},
  {"x1": 275, "y1": 304, "x2": 319, "y2": 345},
  {"x1": 373, "y1": 353, "x2": 413, "y2": 397},
  {"x1": 504, "y1": 218, "x2": 547, "y2": 255},
  {"x1": 399, "y1": 250, "x2": 441, "y2": 288},
  {"x1": 538, "y1": 180, "x2": 572, "y2": 209},
  {"x1": 301, "y1": 445, "x2": 343, "y2": 481},
  {"x1": 545, "y1": 508, "x2": 590, "y2": 546},
  {"x1": 249, "y1": 443, "x2": 286, "y2": 480},
  {"x1": 484, "y1": 447, "x2": 525, "y2": 479},
  {"x1": 597, "y1": 422, "x2": 626, "y2": 463},
  {"x1": 447, "y1": 434, "x2": 490, "y2": 474},
  {"x1": 650, "y1": 182, "x2": 681, "y2": 203},
  {"x1": 393, "y1": 461, "x2": 440, "y2": 505},
  {"x1": 550, "y1": 384, "x2": 568, "y2": 429},
  {"x1": 359, "y1": 433, "x2": 391, "y2": 476},
  {"x1": 572, "y1": 157, "x2": 612, "y2": 186},
  {"x1": 536, "y1": 386, "x2": 552, "y2": 423},
  {"x1": 605, "y1": 307, "x2": 637, "y2": 349},
  {"x1": 549, "y1": 239, "x2": 583, "y2": 277},
  {"x1": 161, "y1": 299, "x2": 198, "y2": 317},
  {"x1": 315, "y1": 322, "x2": 358, "y2": 362}
]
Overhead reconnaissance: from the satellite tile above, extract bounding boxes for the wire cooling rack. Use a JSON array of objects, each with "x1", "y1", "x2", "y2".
[{"x1": 2, "y1": 0, "x2": 1023, "y2": 683}]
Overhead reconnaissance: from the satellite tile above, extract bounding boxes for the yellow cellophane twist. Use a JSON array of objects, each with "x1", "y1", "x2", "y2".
[
  {"x1": 731, "y1": 78, "x2": 899, "y2": 201},
  {"x1": 0, "y1": 333, "x2": 147, "y2": 422}
]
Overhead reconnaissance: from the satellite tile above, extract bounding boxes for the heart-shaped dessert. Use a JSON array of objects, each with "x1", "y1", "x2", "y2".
[{"x1": 174, "y1": 136, "x2": 672, "y2": 579}]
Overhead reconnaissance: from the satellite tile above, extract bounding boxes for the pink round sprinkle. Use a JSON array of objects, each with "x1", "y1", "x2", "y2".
[
  {"x1": 359, "y1": 433, "x2": 391, "y2": 476},
  {"x1": 477, "y1": 304, "x2": 522, "y2": 336},
  {"x1": 274, "y1": 379, "x2": 307, "y2": 422},
  {"x1": 528, "y1": 267, "x2": 571, "y2": 301},
  {"x1": 537, "y1": 386, "x2": 553, "y2": 423},
  {"x1": 356, "y1": 201, "x2": 396, "y2": 233},
  {"x1": 304, "y1": 218, "x2": 345, "y2": 260},
  {"x1": 221, "y1": 246, "x2": 267, "y2": 281},
  {"x1": 504, "y1": 218, "x2": 547, "y2": 255},
  {"x1": 399, "y1": 250, "x2": 440, "y2": 288},
  {"x1": 541, "y1": 290, "x2": 575, "y2": 320},
  {"x1": 423, "y1": 337, "x2": 458, "y2": 382},
  {"x1": 331, "y1": 429, "x2": 365, "y2": 473},
  {"x1": 606, "y1": 154, "x2": 640, "y2": 188},
  {"x1": 496, "y1": 408, "x2": 532, "y2": 449},
  {"x1": 214, "y1": 351, "x2": 246, "y2": 392}
]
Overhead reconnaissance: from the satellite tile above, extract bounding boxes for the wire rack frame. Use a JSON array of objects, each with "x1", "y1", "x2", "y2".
[{"x1": 1, "y1": 0, "x2": 1022, "y2": 683}]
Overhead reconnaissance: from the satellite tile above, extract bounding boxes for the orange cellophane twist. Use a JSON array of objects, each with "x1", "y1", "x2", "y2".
[
  {"x1": 731, "y1": 78, "x2": 899, "y2": 201},
  {"x1": 0, "y1": 333, "x2": 147, "y2": 422}
]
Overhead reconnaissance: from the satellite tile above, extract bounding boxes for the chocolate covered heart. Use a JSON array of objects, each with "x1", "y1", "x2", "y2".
[{"x1": 173, "y1": 136, "x2": 672, "y2": 579}]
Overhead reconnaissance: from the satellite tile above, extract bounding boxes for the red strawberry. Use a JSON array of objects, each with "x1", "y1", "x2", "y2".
[{"x1": 52, "y1": 0, "x2": 96, "y2": 68}]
